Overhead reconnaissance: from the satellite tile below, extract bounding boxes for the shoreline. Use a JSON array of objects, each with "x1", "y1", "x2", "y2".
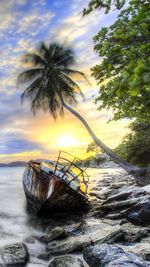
[{"x1": 0, "y1": 166, "x2": 150, "y2": 266}]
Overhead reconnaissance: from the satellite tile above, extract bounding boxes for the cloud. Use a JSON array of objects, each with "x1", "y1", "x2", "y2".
[
  {"x1": 48, "y1": 4, "x2": 106, "y2": 75},
  {"x1": 0, "y1": 0, "x2": 27, "y2": 37},
  {"x1": 18, "y1": 11, "x2": 54, "y2": 36},
  {"x1": 0, "y1": 134, "x2": 41, "y2": 154},
  {"x1": 0, "y1": 0, "x2": 129, "y2": 163}
]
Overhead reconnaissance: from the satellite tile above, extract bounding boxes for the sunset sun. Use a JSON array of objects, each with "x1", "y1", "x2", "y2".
[{"x1": 58, "y1": 134, "x2": 78, "y2": 147}]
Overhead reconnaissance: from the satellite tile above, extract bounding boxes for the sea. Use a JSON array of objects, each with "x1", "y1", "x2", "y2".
[{"x1": 0, "y1": 166, "x2": 121, "y2": 266}]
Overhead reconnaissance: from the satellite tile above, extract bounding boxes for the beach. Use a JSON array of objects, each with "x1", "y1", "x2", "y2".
[{"x1": 0, "y1": 166, "x2": 149, "y2": 266}]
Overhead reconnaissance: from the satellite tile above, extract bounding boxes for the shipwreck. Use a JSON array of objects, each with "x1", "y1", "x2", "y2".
[{"x1": 23, "y1": 151, "x2": 89, "y2": 215}]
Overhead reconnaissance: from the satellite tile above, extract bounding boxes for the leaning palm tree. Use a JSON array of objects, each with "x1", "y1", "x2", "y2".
[{"x1": 18, "y1": 42, "x2": 150, "y2": 186}]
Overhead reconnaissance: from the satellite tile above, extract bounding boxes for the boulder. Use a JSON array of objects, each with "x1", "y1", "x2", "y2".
[
  {"x1": 47, "y1": 227, "x2": 68, "y2": 242},
  {"x1": 49, "y1": 255, "x2": 84, "y2": 267},
  {"x1": 1, "y1": 243, "x2": 28, "y2": 265},
  {"x1": 83, "y1": 244, "x2": 150, "y2": 267},
  {"x1": 48, "y1": 234, "x2": 91, "y2": 255},
  {"x1": 124, "y1": 197, "x2": 150, "y2": 226},
  {"x1": 121, "y1": 243, "x2": 150, "y2": 261},
  {"x1": 24, "y1": 236, "x2": 35, "y2": 244},
  {"x1": 101, "y1": 197, "x2": 143, "y2": 211},
  {"x1": 64, "y1": 222, "x2": 83, "y2": 235},
  {"x1": 140, "y1": 235, "x2": 150, "y2": 243},
  {"x1": 121, "y1": 222, "x2": 148, "y2": 242},
  {"x1": 48, "y1": 222, "x2": 121, "y2": 255},
  {"x1": 103, "y1": 186, "x2": 146, "y2": 204}
]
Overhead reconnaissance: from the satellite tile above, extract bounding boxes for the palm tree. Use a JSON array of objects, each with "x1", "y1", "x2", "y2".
[{"x1": 18, "y1": 42, "x2": 150, "y2": 186}]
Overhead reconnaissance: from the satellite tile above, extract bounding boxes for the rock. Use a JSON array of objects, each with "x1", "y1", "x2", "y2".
[
  {"x1": 49, "y1": 255, "x2": 84, "y2": 267},
  {"x1": 105, "y1": 213, "x2": 123, "y2": 220},
  {"x1": 120, "y1": 219, "x2": 129, "y2": 225},
  {"x1": 103, "y1": 186, "x2": 147, "y2": 205},
  {"x1": 143, "y1": 184, "x2": 150, "y2": 194},
  {"x1": 101, "y1": 219, "x2": 121, "y2": 226},
  {"x1": 48, "y1": 222, "x2": 122, "y2": 255},
  {"x1": 121, "y1": 222, "x2": 148, "y2": 242},
  {"x1": 121, "y1": 243, "x2": 150, "y2": 261},
  {"x1": 24, "y1": 236, "x2": 35, "y2": 243},
  {"x1": 100, "y1": 161, "x2": 119, "y2": 168},
  {"x1": 101, "y1": 196, "x2": 144, "y2": 211},
  {"x1": 47, "y1": 227, "x2": 68, "y2": 242},
  {"x1": 110, "y1": 182, "x2": 127, "y2": 189},
  {"x1": 37, "y1": 252, "x2": 50, "y2": 260},
  {"x1": 64, "y1": 222, "x2": 83, "y2": 235},
  {"x1": 83, "y1": 244, "x2": 150, "y2": 267},
  {"x1": 48, "y1": 234, "x2": 91, "y2": 255},
  {"x1": 133, "y1": 168, "x2": 150, "y2": 186},
  {"x1": 1, "y1": 243, "x2": 28, "y2": 265},
  {"x1": 124, "y1": 197, "x2": 150, "y2": 226},
  {"x1": 90, "y1": 188, "x2": 112, "y2": 200},
  {"x1": 103, "y1": 190, "x2": 133, "y2": 204},
  {"x1": 140, "y1": 235, "x2": 150, "y2": 243}
]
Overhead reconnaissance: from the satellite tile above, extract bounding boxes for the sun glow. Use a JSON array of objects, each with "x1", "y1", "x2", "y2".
[{"x1": 57, "y1": 134, "x2": 79, "y2": 147}]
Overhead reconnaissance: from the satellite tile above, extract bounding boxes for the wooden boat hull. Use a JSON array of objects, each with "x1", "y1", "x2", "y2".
[{"x1": 23, "y1": 161, "x2": 88, "y2": 215}]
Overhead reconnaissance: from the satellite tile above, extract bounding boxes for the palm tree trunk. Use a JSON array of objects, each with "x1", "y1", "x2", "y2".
[{"x1": 63, "y1": 102, "x2": 137, "y2": 172}]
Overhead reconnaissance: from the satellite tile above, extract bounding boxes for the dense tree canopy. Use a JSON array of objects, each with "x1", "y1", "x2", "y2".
[
  {"x1": 115, "y1": 121, "x2": 150, "y2": 167},
  {"x1": 90, "y1": 0, "x2": 150, "y2": 121},
  {"x1": 83, "y1": 0, "x2": 126, "y2": 15}
]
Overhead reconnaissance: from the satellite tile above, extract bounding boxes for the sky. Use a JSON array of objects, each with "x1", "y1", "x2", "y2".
[{"x1": 0, "y1": 0, "x2": 130, "y2": 163}]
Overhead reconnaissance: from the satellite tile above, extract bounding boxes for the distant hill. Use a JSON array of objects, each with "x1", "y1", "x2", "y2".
[{"x1": 0, "y1": 161, "x2": 27, "y2": 167}]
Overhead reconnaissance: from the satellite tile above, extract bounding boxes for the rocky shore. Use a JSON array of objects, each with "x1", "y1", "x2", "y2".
[{"x1": 0, "y1": 165, "x2": 150, "y2": 266}]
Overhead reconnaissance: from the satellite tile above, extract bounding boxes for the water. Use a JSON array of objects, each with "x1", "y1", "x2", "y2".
[
  {"x1": 0, "y1": 166, "x2": 122, "y2": 266},
  {"x1": 0, "y1": 167, "x2": 47, "y2": 266}
]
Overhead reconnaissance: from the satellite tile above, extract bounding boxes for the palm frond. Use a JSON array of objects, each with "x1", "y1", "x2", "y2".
[
  {"x1": 63, "y1": 68, "x2": 90, "y2": 85},
  {"x1": 19, "y1": 41, "x2": 88, "y2": 119},
  {"x1": 49, "y1": 43, "x2": 75, "y2": 67},
  {"x1": 60, "y1": 72, "x2": 84, "y2": 99},
  {"x1": 56, "y1": 55, "x2": 75, "y2": 67},
  {"x1": 21, "y1": 77, "x2": 43, "y2": 103},
  {"x1": 22, "y1": 53, "x2": 48, "y2": 67},
  {"x1": 38, "y1": 42, "x2": 50, "y2": 61},
  {"x1": 18, "y1": 68, "x2": 43, "y2": 85}
]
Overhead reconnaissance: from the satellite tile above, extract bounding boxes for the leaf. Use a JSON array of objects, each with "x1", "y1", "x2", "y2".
[
  {"x1": 128, "y1": 88, "x2": 140, "y2": 96},
  {"x1": 145, "y1": 85, "x2": 150, "y2": 92},
  {"x1": 143, "y1": 73, "x2": 150, "y2": 83},
  {"x1": 122, "y1": 70, "x2": 130, "y2": 79}
]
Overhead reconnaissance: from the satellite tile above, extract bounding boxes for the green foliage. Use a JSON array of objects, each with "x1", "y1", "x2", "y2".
[
  {"x1": 83, "y1": 0, "x2": 126, "y2": 15},
  {"x1": 86, "y1": 141, "x2": 101, "y2": 154},
  {"x1": 92, "y1": 0, "x2": 150, "y2": 121},
  {"x1": 82, "y1": 155, "x2": 105, "y2": 167},
  {"x1": 115, "y1": 121, "x2": 150, "y2": 166}
]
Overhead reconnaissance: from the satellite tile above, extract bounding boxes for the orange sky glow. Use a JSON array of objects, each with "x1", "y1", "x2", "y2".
[{"x1": 0, "y1": 0, "x2": 131, "y2": 163}]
